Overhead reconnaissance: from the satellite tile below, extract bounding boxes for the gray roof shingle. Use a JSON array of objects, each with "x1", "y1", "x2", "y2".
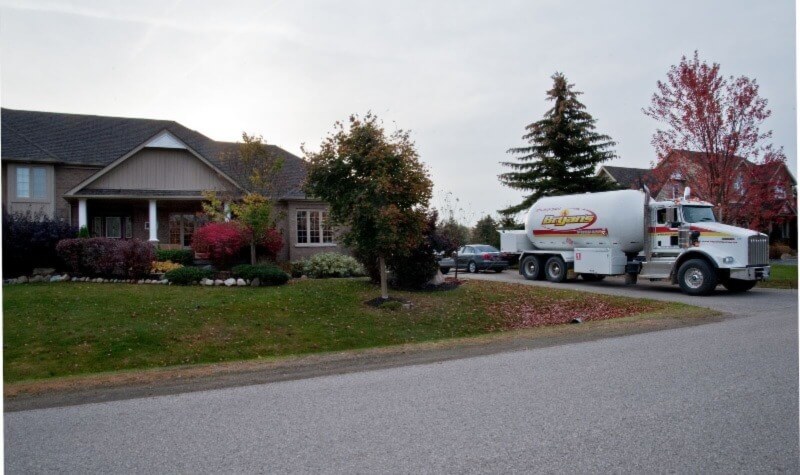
[{"x1": 1, "y1": 108, "x2": 309, "y2": 200}]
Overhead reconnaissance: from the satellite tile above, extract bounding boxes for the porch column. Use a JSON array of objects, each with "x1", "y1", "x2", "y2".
[
  {"x1": 148, "y1": 199, "x2": 158, "y2": 242},
  {"x1": 78, "y1": 199, "x2": 88, "y2": 230},
  {"x1": 224, "y1": 202, "x2": 231, "y2": 222}
]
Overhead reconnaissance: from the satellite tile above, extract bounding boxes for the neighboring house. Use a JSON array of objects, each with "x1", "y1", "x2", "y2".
[
  {"x1": 598, "y1": 150, "x2": 797, "y2": 246},
  {"x1": 1, "y1": 108, "x2": 345, "y2": 262}
]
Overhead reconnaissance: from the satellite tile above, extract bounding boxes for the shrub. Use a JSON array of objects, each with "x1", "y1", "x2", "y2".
[
  {"x1": 770, "y1": 242, "x2": 796, "y2": 259},
  {"x1": 155, "y1": 249, "x2": 194, "y2": 266},
  {"x1": 293, "y1": 252, "x2": 365, "y2": 278},
  {"x1": 164, "y1": 267, "x2": 214, "y2": 285},
  {"x1": 3, "y1": 211, "x2": 77, "y2": 276},
  {"x1": 56, "y1": 238, "x2": 154, "y2": 278},
  {"x1": 260, "y1": 228, "x2": 284, "y2": 261},
  {"x1": 78, "y1": 225, "x2": 90, "y2": 238},
  {"x1": 151, "y1": 260, "x2": 183, "y2": 274},
  {"x1": 192, "y1": 222, "x2": 247, "y2": 269},
  {"x1": 231, "y1": 264, "x2": 289, "y2": 286}
]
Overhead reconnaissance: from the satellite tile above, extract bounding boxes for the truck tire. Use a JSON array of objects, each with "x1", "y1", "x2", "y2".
[
  {"x1": 677, "y1": 259, "x2": 718, "y2": 296},
  {"x1": 520, "y1": 256, "x2": 543, "y2": 280},
  {"x1": 440, "y1": 267, "x2": 450, "y2": 275},
  {"x1": 722, "y1": 278, "x2": 757, "y2": 293},
  {"x1": 580, "y1": 273, "x2": 605, "y2": 282},
  {"x1": 545, "y1": 256, "x2": 568, "y2": 283},
  {"x1": 467, "y1": 261, "x2": 477, "y2": 273}
]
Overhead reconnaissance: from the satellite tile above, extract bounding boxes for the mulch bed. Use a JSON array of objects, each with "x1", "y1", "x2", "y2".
[{"x1": 498, "y1": 295, "x2": 661, "y2": 329}]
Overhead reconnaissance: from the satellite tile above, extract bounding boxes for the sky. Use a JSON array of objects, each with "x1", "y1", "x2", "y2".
[{"x1": 1, "y1": 0, "x2": 796, "y2": 225}]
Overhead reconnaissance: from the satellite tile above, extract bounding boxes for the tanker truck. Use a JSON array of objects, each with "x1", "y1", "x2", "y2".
[{"x1": 499, "y1": 188, "x2": 770, "y2": 295}]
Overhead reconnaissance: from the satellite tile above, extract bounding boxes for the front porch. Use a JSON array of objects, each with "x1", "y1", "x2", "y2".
[{"x1": 72, "y1": 197, "x2": 218, "y2": 249}]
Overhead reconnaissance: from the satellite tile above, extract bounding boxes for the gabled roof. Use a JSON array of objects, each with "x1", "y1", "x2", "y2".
[
  {"x1": 1, "y1": 108, "x2": 309, "y2": 200},
  {"x1": 598, "y1": 165, "x2": 653, "y2": 189}
]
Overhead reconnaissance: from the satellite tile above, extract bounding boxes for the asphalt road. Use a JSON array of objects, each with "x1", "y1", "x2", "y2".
[{"x1": 5, "y1": 276, "x2": 798, "y2": 473}]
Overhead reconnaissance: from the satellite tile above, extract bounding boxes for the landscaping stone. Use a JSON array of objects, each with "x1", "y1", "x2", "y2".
[
  {"x1": 160, "y1": 279, "x2": 168, "y2": 284},
  {"x1": 250, "y1": 278, "x2": 260, "y2": 287},
  {"x1": 201, "y1": 278, "x2": 213, "y2": 286},
  {"x1": 30, "y1": 275, "x2": 44, "y2": 283},
  {"x1": 32, "y1": 268, "x2": 55, "y2": 277},
  {"x1": 224, "y1": 278, "x2": 236, "y2": 287},
  {"x1": 49, "y1": 275, "x2": 61, "y2": 283},
  {"x1": 214, "y1": 279, "x2": 224, "y2": 286},
  {"x1": 236, "y1": 278, "x2": 246, "y2": 286},
  {"x1": 17, "y1": 276, "x2": 29, "y2": 284}
]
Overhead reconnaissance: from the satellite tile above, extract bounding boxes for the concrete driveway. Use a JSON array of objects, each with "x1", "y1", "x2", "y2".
[{"x1": 5, "y1": 277, "x2": 798, "y2": 473}]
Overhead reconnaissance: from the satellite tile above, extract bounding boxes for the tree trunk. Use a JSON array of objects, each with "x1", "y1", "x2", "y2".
[
  {"x1": 250, "y1": 241, "x2": 257, "y2": 265},
  {"x1": 379, "y1": 256, "x2": 388, "y2": 300}
]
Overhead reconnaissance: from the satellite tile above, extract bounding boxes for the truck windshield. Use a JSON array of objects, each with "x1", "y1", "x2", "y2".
[{"x1": 682, "y1": 206, "x2": 715, "y2": 223}]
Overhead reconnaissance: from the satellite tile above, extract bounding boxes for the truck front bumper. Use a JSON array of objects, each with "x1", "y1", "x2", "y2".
[{"x1": 729, "y1": 265, "x2": 771, "y2": 281}]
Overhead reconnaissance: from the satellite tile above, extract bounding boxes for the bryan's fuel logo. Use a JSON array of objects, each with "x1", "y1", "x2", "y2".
[{"x1": 540, "y1": 208, "x2": 597, "y2": 230}]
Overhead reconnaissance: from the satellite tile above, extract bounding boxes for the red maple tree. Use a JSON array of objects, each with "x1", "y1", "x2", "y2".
[{"x1": 643, "y1": 51, "x2": 789, "y2": 229}]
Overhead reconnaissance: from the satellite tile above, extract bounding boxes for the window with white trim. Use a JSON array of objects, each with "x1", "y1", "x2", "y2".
[
  {"x1": 15, "y1": 166, "x2": 47, "y2": 199},
  {"x1": 296, "y1": 210, "x2": 334, "y2": 244}
]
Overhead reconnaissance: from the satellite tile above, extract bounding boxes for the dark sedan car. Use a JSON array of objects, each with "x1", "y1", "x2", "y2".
[{"x1": 439, "y1": 244, "x2": 509, "y2": 274}]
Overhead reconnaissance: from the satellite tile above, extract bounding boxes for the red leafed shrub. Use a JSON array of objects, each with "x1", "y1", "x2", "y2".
[
  {"x1": 260, "y1": 228, "x2": 284, "y2": 261},
  {"x1": 56, "y1": 238, "x2": 155, "y2": 278},
  {"x1": 192, "y1": 222, "x2": 247, "y2": 269}
]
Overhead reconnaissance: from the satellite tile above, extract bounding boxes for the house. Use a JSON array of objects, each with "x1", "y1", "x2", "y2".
[
  {"x1": 598, "y1": 150, "x2": 797, "y2": 246},
  {"x1": 1, "y1": 108, "x2": 345, "y2": 262}
]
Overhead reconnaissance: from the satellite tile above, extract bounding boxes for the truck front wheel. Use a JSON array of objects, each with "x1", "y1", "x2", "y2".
[
  {"x1": 545, "y1": 256, "x2": 568, "y2": 283},
  {"x1": 722, "y1": 278, "x2": 757, "y2": 293},
  {"x1": 520, "y1": 256, "x2": 543, "y2": 280},
  {"x1": 677, "y1": 259, "x2": 718, "y2": 296}
]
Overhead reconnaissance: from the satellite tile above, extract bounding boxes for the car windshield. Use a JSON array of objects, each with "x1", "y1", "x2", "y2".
[
  {"x1": 682, "y1": 206, "x2": 716, "y2": 223},
  {"x1": 474, "y1": 245, "x2": 499, "y2": 253}
]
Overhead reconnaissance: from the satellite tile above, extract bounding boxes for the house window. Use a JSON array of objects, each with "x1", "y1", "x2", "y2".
[
  {"x1": 93, "y1": 217, "x2": 103, "y2": 237},
  {"x1": 106, "y1": 217, "x2": 122, "y2": 238},
  {"x1": 15, "y1": 167, "x2": 47, "y2": 199},
  {"x1": 296, "y1": 210, "x2": 334, "y2": 245}
]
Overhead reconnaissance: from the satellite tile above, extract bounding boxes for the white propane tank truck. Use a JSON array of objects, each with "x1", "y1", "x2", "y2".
[{"x1": 500, "y1": 188, "x2": 770, "y2": 296}]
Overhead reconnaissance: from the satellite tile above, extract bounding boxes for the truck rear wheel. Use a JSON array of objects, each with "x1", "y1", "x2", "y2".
[
  {"x1": 677, "y1": 259, "x2": 718, "y2": 296},
  {"x1": 722, "y1": 278, "x2": 757, "y2": 293},
  {"x1": 545, "y1": 256, "x2": 568, "y2": 283},
  {"x1": 520, "y1": 256, "x2": 543, "y2": 280}
]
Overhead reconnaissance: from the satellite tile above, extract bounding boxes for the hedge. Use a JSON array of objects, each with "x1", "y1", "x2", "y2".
[
  {"x1": 231, "y1": 264, "x2": 289, "y2": 286},
  {"x1": 56, "y1": 238, "x2": 154, "y2": 278},
  {"x1": 164, "y1": 267, "x2": 214, "y2": 285},
  {"x1": 155, "y1": 249, "x2": 194, "y2": 266},
  {"x1": 3, "y1": 211, "x2": 77, "y2": 276}
]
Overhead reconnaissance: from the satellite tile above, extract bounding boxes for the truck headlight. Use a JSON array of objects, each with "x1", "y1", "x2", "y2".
[{"x1": 723, "y1": 256, "x2": 734, "y2": 264}]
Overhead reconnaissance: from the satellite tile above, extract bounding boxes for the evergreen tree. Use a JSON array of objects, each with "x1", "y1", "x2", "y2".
[
  {"x1": 499, "y1": 73, "x2": 619, "y2": 214},
  {"x1": 471, "y1": 215, "x2": 500, "y2": 249}
]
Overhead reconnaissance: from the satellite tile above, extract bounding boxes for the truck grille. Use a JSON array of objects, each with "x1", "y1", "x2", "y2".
[{"x1": 748, "y1": 235, "x2": 769, "y2": 266}]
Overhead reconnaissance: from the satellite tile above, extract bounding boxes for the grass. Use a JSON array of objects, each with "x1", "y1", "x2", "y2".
[
  {"x1": 759, "y1": 264, "x2": 798, "y2": 289},
  {"x1": 4, "y1": 279, "x2": 683, "y2": 383}
]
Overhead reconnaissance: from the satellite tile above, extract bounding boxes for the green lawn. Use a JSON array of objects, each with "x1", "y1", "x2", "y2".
[
  {"x1": 4, "y1": 279, "x2": 675, "y2": 383},
  {"x1": 760, "y1": 264, "x2": 798, "y2": 289}
]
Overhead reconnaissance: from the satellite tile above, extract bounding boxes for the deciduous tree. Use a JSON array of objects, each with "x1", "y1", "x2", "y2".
[
  {"x1": 304, "y1": 113, "x2": 433, "y2": 298},
  {"x1": 644, "y1": 51, "x2": 787, "y2": 225},
  {"x1": 499, "y1": 73, "x2": 619, "y2": 215}
]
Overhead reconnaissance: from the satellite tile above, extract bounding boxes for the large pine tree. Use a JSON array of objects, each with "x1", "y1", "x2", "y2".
[{"x1": 499, "y1": 73, "x2": 619, "y2": 214}]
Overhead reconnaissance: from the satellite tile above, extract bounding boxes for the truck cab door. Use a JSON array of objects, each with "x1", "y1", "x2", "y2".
[{"x1": 651, "y1": 206, "x2": 680, "y2": 254}]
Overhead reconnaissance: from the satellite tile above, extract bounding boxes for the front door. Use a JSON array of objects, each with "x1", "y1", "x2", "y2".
[{"x1": 169, "y1": 214, "x2": 198, "y2": 248}]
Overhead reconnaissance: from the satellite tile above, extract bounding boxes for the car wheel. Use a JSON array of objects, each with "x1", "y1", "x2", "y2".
[
  {"x1": 545, "y1": 256, "x2": 568, "y2": 283},
  {"x1": 722, "y1": 278, "x2": 756, "y2": 293},
  {"x1": 677, "y1": 259, "x2": 718, "y2": 296},
  {"x1": 580, "y1": 273, "x2": 605, "y2": 282},
  {"x1": 520, "y1": 256, "x2": 543, "y2": 280},
  {"x1": 440, "y1": 267, "x2": 450, "y2": 275},
  {"x1": 467, "y1": 261, "x2": 477, "y2": 273}
]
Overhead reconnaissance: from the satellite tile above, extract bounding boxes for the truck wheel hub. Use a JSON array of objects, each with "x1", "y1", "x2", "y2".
[{"x1": 685, "y1": 268, "x2": 704, "y2": 288}]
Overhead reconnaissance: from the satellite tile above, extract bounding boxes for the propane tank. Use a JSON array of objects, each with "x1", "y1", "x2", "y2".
[{"x1": 524, "y1": 190, "x2": 647, "y2": 253}]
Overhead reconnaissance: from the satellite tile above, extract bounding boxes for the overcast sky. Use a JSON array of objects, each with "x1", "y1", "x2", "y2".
[{"x1": 1, "y1": 0, "x2": 795, "y2": 224}]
